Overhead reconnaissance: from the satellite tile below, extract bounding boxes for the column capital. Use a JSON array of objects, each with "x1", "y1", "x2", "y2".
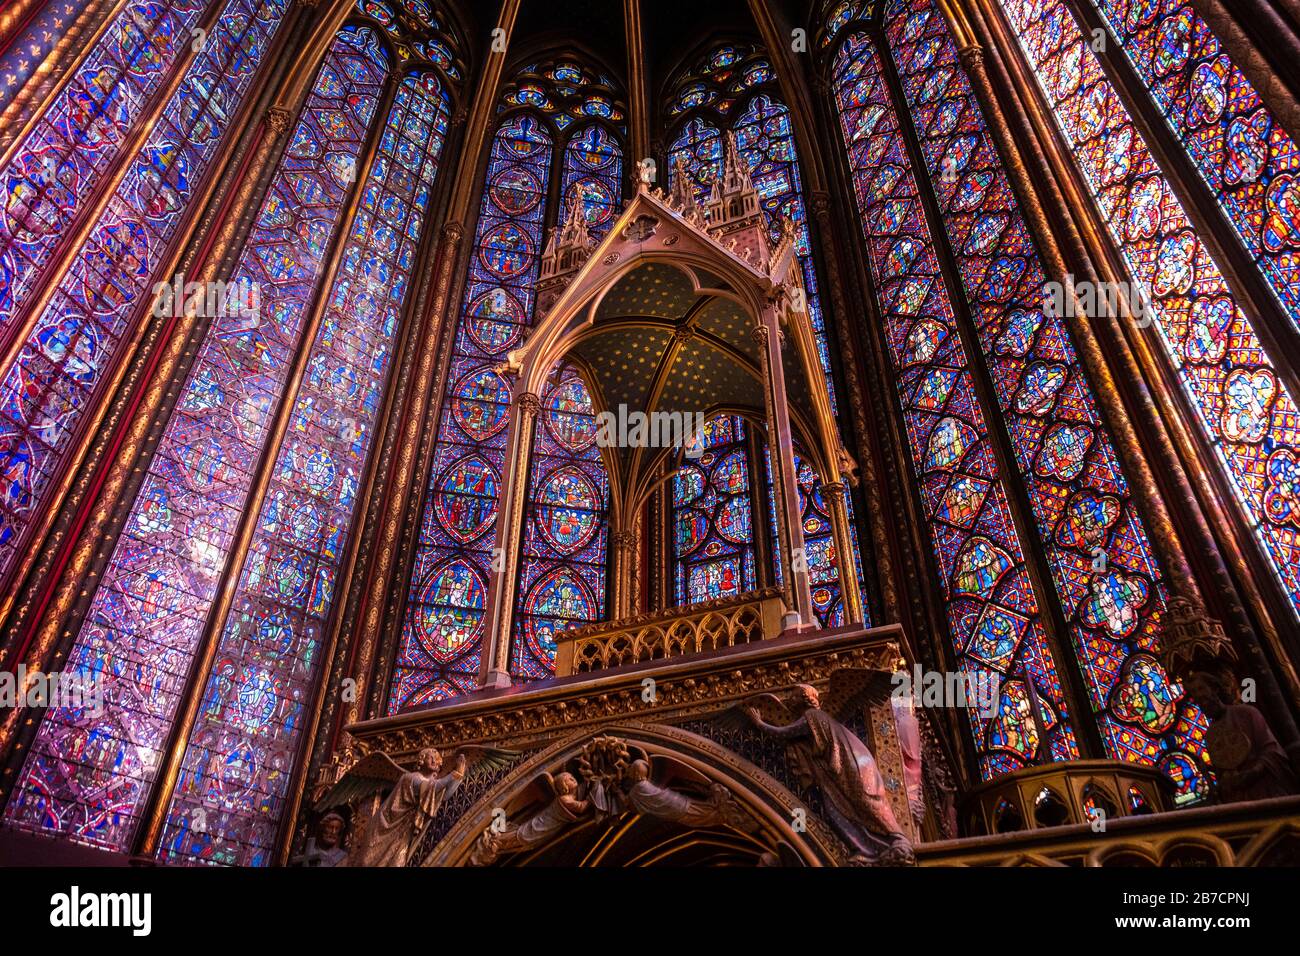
[
  {"x1": 957, "y1": 43, "x2": 984, "y2": 72},
  {"x1": 266, "y1": 106, "x2": 293, "y2": 135},
  {"x1": 517, "y1": 391, "x2": 541, "y2": 417}
]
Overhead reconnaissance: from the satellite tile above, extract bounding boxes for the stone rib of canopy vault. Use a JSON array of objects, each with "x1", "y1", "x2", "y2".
[{"x1": 478, "y1": 149, "x2": 864, "y2": 688}]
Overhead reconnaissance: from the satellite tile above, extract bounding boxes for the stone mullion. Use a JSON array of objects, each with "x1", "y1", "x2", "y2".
[
  {"x1": 971, "y1": 0, "x2": 1300, "y2": 758},
  {"x1": 745, "y1": 425, "x2": 776, "y2": 591}
]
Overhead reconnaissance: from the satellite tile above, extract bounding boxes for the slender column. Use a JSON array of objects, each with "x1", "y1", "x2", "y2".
[
  {"x1": 622, "y1": 0, "x2": 650, "y2": 164},
  {"x1": 823, "y1": 481, "x2": 863, "y2": 625},
  {"x1": 754, "y1": 314, "x2": 814, "y2": 629},
  {"x1": 479, "y1": 391, "x2": 541, "y2": 688},
  {"x1": 610, "y1": 527, "x2": 637, "y2": 619}
]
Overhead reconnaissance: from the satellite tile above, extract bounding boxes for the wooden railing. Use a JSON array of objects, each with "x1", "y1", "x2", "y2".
[{"x1": 553, "y1": 588, "x2": 788, "y2": 676}]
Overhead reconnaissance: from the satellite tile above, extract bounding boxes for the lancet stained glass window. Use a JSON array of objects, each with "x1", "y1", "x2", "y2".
[
  {"x1": 830, "y1": 31, "x2": 1078, "y2": 772},
  {"x1": 393, "y1": 59, "x2": 626, "y2": 710},
  {"x1": 997, "y1": 0, "x2": 1300, "y2": 627},
  {"x1": 827, "y1": 0, "x2": 1210, "y2": 794},
  {"x1": 0, "y1": 0, "x2": 288, "y2": 585},
  {"x1": 3, "y1": 24, "x2": 391, "y2": 852},
  {"x1": 157, "y1": 68, "x2": 452, "y2": 866},
  {"x1": 392, "y1": 114, "x2": 551, "y2": 710}
]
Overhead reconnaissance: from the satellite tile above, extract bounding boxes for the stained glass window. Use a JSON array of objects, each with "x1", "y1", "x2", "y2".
[
  {"x1": 3, "y1": 25, "x2": 392, "y2": 854},
  {"x1": 156, "y1": 69, "x2": 452, "y2": 866},
  {"x1": 0, "y1": 0, "x2": 289, "y2": 584},
  {"x1": 392, "y1": 60, "x2": 627, "y2": 711},
  {"x1": 830, "y1": 32, "x2": 1078, "y2": 772},
  {"x1": 0, "y1": 0, "x2": 208, "y2": 338},
  {"x1": 673, "y1": 415, "x2": 759, "y2": 605},
  {"x1": 997, "y1": 0, "x2": 1300, "y2": 628},
  {"x1": 821, "y1": 0, "x2": 1209, "y2": 795},
  {"x1": 0, "y1": 0, "x2": 99, "y2": 114},
  {"x1": 511, "y1": 363, "x2": 610, "y2": 679},
  {"x1": 393, "y1": 114, "x2": 552, "y2": 711},
  {"x1": 1087, "y1": 0, "x2": 1300, "y2": 330}
]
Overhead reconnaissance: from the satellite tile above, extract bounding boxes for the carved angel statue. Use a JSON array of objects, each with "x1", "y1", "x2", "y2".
[
  {"x1": 732, "y1": 679, "x2": 915, "y2": 866},
  {"x1": 621, "y1": 758, "x2": 750, "y2": 830},
  {"x1": 470, "y1": 770, "x2": 592, "y2": 866},
  {"x1": 318, "y1": 745, "x2": 518, "y2": 867}
]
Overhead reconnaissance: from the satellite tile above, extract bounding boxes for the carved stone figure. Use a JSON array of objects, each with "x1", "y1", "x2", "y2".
[
  {"x1": 1185, "y1": 672, "x2": 1298, "y2": 803},
  {"x1": 290, "y1": 811, "x2": 348, "y2": 867},
  {"x1": 470, "y1": 771, "x2": 591, "y2": 866},
  {"x1": 738, "y1": 682, "x2": 915, "y2": 866},
  {"x1": 468, "y1": 735, "x2": 758, "y2": 864},
  {"x1": 621, "y1": 758, "x2": 747, "y2": 829},
  {"x1": 318, "y1": 745, "x2": 518, "y2": 866}
]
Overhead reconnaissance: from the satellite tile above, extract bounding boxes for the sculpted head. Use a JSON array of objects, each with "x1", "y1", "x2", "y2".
[
  {"x1": 1184, "y1": 671, "x2": 1231, "y2": 720},
  {"x1": 318, "y1": 812, "x2": 345, "y2": 848},
  {"x1": 554, "y1": 771, "x2": 579, "y2": 796},
  {"x1": 627, "y1": 759, "x2": 651, "y2": 784},
  {"x1": 791, "y1": 684, "x2": 821, "y2": 711},
  {"x1": 417, "y1": 748, "x2": 443, "y2": 773}
]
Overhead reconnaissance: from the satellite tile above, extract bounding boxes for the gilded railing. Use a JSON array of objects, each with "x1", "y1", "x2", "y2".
[{"x1": 553, "y1": 588, "x2": 788, "y2": 677}]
